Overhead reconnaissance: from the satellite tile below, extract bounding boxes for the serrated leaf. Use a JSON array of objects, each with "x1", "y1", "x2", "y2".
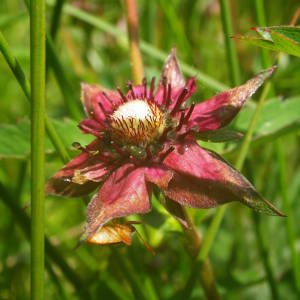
[
  {"x1": 0, "y1": 118, "x2": 93, "y2": 159},
  {"x1": 234, "y1": 26, "x2": 300, "y2": 57}
]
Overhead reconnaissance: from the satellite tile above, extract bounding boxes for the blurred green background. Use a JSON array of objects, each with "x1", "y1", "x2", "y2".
[{"x1": 0, "y1": 0, "x2": 300, "y2": 299}]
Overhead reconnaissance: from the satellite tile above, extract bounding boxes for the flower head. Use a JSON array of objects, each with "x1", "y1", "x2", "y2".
[{"x1": 46, "y1": 49, "x2": 283, "y2": 241}]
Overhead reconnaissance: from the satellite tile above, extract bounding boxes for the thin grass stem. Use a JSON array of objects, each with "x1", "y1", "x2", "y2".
[
  {"x1": 50, "y1": 0, "x2": 65, "y2": 40},
  {"x1": 219, "y1": 0, "x2": 241, "y2": 85},
  {"x1": 30, "y1": 0, "x2": 46, "y2": 297}
]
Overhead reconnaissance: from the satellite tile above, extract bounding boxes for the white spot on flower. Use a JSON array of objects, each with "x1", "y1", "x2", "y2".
[{"x1": 110, "y1": 99, "x2": 166, "y2": 145}]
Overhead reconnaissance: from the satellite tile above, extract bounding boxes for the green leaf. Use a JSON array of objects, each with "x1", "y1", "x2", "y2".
[
  {"x1": 0, "y1": 118, "x2": 93, "y2": 159},
  {"x1": 234, "y1": 26, "x2": 300, "y2": 57},
  {"x1": 234, "y1": 96, "x2": 300, "y2": 143}
]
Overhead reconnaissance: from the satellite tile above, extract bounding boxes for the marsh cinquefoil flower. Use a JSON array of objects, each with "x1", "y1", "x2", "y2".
[{"x1": 46, "y1": 49, "x2": 283, "y2": 241}]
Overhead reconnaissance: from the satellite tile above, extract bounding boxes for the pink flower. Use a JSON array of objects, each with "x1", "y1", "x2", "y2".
[{"x1": 46, "y1": 49, "x2": 283, "y2": 240}]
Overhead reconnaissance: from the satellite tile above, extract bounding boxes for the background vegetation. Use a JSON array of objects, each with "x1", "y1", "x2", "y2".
[{"x1": 0, "y1": 0, "x2": 300, "y2": 299}]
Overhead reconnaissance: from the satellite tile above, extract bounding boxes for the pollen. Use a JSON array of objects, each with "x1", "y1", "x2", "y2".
[{"x1": 110, "y1": 99, "x2": 166, "y2": 145}]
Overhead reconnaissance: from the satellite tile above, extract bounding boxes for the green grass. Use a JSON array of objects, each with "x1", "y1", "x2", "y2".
[{"x1": 0, "y1": 0, "x2": 300, "y2": 299}]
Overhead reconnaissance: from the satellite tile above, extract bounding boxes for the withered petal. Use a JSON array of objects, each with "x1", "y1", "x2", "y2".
[
  {"x1": 163, "y1": 140, "x2": 283, "y2": 215},
  {"x1": 83, "y1": 164, "x2": 151, "y2": 239},
  {"x1": 188, "y1": 66, "x2": 276, "y2": 132},
  {"x1": 46, "y1": 140, "x2": 110, "y2": 197}
]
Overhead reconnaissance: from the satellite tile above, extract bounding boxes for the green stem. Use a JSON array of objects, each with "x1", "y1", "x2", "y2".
[
  {"x1": 45, "y1": 0, "x2": 228, "y2": 91},
  {"x1": 251, "y1": 2, "x2": 280, "y2": 298},
  {"x1": 24, "y1": 0, "x2": 83, "y2": 121},
  {"x1": 180, "y1": 208, "x2": 221, "y2": 300},
  {"x1": 219, "y1": 0, "x2": 241, "y2": 85},
  {"x1": 50, "y1": 0, "x2": 65, "y2": 40},
  {"x1": 275, "y1": 142, "x2": 300, "y2": 294},
  {"x1": 125, "y1": 0, "x2": 144, "y2": 84},
  {"x1": 30, "y1": 0, "x2": 46, "y2": 298},
  {"x1": 0, "y1": 31, "x2": 70, "y2": 163},
  {"x1": 254, "y1": 0, "x2": 272, "y2": 68},
  {"x1": 252, "y1": 213, "x2": 279, "y2": 300}
]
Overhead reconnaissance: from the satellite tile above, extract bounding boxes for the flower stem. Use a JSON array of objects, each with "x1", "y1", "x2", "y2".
[
  {"x1": 30, "y1": 0, "x2": 46, "y2": 298},
  {"x1": 219, "y1": 0, "x2": 241, "y2": 85},
  {"x1": 179, "y1": 208, "x2": 221, "y2": 300},
  {"x1": 125, "y1": 0, "x2": 145, "y2": 84}
]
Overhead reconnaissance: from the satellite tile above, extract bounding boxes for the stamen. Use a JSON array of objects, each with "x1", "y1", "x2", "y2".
[
  {"x1": 159, "y1": 126, "x2": 172, "y2": 142},
  {"x1": 159, "y1": 146, "x2": 175, "y2": 162},
  {"x1": 117, "y1": 87, "x2": 128, "y2": 103},
  {"x1": 170, "y1": 88, "x2": 188, "y2": 115},
  {"x1": 165, "y1": 83, "x2": 171, "y2": 108},
  {"x1": 127, "y1": 81, "x2": 136, "y2": 99},
  {"x1": 176, "y1": 112, "x2": 185, "y2": 131},
  {"x1": 142, "y1": 77, "x2": 147, "y2": 98},
  {"x1": 149, "y1": 77, "x2": 155, "y2": 99},
  {"x1": 98, "y1": 97, "x2": 109, "y2": 117},
  {"x1": 183, "y1": 104, "x2": 195, "y2": 123}
]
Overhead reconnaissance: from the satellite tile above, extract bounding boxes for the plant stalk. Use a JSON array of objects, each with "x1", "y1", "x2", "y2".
[
  {"x1": 219, "y1": 0, "x2": 241, "y2": 85},
  {"x1": 30, "y1": 0, "x2": 46, "y2": 298},
  {"x1": 125, "y1": 0, "x2": 145, "y2": 84}
]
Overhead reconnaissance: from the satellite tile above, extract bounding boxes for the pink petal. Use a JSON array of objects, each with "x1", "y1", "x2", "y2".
[
  {"x1": 160, "y1": 48, "x2": 185, "y2": 89},
  {"x1": 162, "y1": 140, "x2": 283, "y2": 215},
  {"x1": 46, "y1": 140, "x2": 110, "y2": 197},
  {"x1": 84, "y1": 164, "x2": 151, "y2": 238},
  {"x1": 126, "y1": 84, "x2": 149, "y2": 100},
  {"x1": 81, "y1": 83, "x2": 121, "y2": 123},
  {"x1": 188, "y1": 67, "x2": 276, "y2": 132},
  {"x1": 144, "y1": 165, "x2": 173, "y2": 189},
  {"x1": 154, "y1": 48, "x2": 196, "y2": 107},
  {"x1": 78, "y1": 118, "x2": 105, "y2": 137}
]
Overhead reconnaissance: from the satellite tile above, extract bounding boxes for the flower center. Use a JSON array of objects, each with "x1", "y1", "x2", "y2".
[{"x1": 110, "y1": 99, "x2": 166, "y2": 145}]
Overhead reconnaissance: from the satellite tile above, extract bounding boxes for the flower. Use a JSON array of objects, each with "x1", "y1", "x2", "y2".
[{"x1": 46, "y1": 49, "x2": 283, "y2": 241}]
